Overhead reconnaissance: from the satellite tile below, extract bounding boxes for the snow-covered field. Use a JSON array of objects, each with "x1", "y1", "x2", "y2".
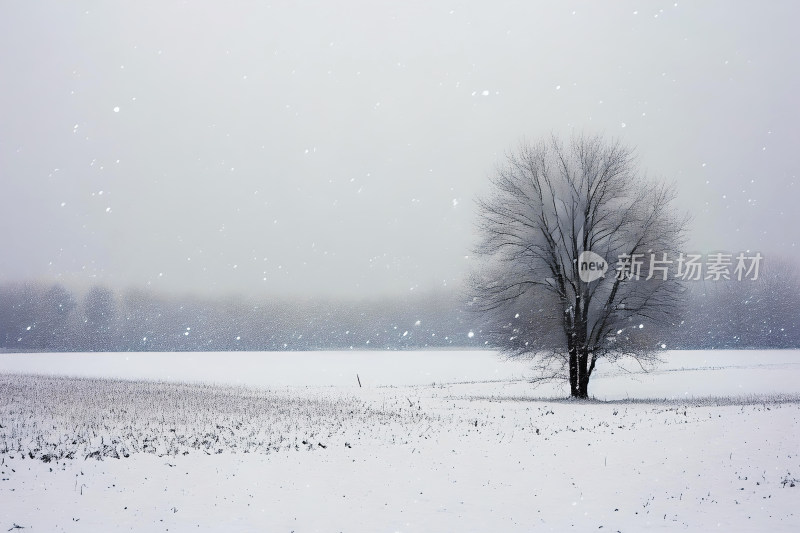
[{"x1": 1, "y1": 350, "x2": 799, "y2": 531}]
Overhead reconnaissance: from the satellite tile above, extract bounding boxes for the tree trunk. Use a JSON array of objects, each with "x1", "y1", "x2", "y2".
[
  {"x1": 574, "y1": 348, "x2": 590, "y2": 399},
  {"x1": 568, "y1": 347, "x2": 579, "y2": 397},
  {"x1": 577, "y1": 372, "x2": 589, "y2": 398}
]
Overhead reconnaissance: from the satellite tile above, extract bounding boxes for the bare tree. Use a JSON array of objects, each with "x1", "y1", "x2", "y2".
[{"x1": 470, "y1": 134, "x2": 688, "y2": 398}]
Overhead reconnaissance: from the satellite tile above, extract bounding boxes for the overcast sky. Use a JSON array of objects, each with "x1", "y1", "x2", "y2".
[{"x1": 1, "y1": 1, "x2": 798, "y2": 298}]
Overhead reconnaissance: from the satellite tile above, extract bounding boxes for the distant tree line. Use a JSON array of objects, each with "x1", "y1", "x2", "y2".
[
  {"x1": 0, "y1": 285, "x2": 480, "y2": 352},
  {"x1": 0, "y1": 260, "x2": 798, "y2": 353},
  {"x1": 671, "y1": 259, "x2": 800, "y2": 349}
]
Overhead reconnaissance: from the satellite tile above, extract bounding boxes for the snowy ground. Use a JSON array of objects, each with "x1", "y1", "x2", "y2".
[{"x1": 1, "y1": 350, "x2": 799, "y2": 532}]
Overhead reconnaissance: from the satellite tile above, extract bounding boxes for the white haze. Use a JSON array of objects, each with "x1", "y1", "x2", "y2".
[{"x1": 1, "y1": 1, "x2": 798, "y2": 297}]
